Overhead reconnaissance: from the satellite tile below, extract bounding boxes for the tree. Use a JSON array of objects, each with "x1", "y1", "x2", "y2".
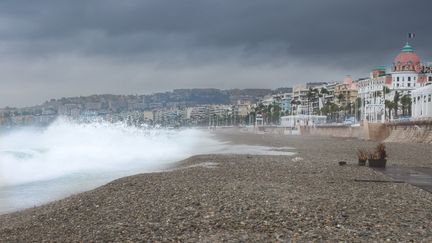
[
  {"x1": 383, "y1": 86, "x2": 391, "y2": 95},
  {"x1": 355, "y1": 97, "x2": 362, "y2": 122},
  {"x1": 337, "y1": 93, "x2": 345, "y2": 104},
  {"x1": 271, "y1": 101, "x2": 282, "y2": 124},
  {"x1": 306, "y1": 88, "x2": 315, "y2": 115},
  {"x1": 291, "y1": 99, "x2": 301, "y2": 115},
  {"x1": 393, "y1": 91, "x2": 400, "y2": 118},
  {"x1": 336, "y1": 93, "x2": 346, "y2": 120},
  {"x1": 385, "y1": 100, "x2": 395, "y2": 120},
  {"x1": 400, "y1": 95, "x2": 412, "y2": 116},
  {"x1": 266, "y1": 104, "x2": 273, "y2": 124},
  {"x1": 320, "y1": 88, "x2": 329, "y2": 95}
]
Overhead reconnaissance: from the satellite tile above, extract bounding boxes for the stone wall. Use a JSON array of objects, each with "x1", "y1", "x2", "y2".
[
  {"x1": 304, "y1": 122, "x2": 391, "y2": 141},
  {"x1": 304, "y1": 125, "x2": 365, "y2": 139},
  {"x1": 239, "y1": 120, "x2": 432, "y2": 144},
  {"x1": 385, "y1": 120, "x2": 432, "y2": 144}
]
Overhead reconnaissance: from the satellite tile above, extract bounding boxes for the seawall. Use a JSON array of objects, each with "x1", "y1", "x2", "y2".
[
  {"x1": 306, "y1": 120, "x2": 432, "y2": 144},
  {"x1": 237, "y1": 120, "x2": 432, "y2": 143},
  {"x1": 385, "y1": 120, "x2": 432, "y2": 144},
  {"x1": 304, "y1": 123, "x2": 390, "y2": 141}
]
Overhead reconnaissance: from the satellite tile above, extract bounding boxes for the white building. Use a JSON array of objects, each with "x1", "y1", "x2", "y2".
[
  {"x1": 357, "y1": 67, "x2": 392, "y2": 123},
  {"x1": 412, "y1": 84, "x2": 432, "y2": 119},
  {"x1": 292, "y1": 85, "x2": 309, "y2": 115},
  {"x1": 280, "y1": 115, "x2": 327, "y2": 127},
  {"x1": 390, "y1": 42, "x2": 429, "y2": 91}
]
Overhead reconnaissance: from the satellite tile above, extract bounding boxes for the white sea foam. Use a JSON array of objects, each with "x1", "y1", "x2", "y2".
[
  {"x1": 0, "y1": 118, "x2": 294, "y2": 213},
  {"x1": 0, "y1": 118, "x2": 220, "y2": 186}
]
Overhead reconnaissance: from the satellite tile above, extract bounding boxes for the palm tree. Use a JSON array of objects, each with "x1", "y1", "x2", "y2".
[
  {"x1": 272, "y1": 101, "x2": 282, "y2": 124},
  {"x1": 384, "y1": 100, "x2": 393, "y2": 120},
  {"x1": 306, "y1": 88, "x2": 315, "y2": 115},
  {"x1": 290, "y1": 99, "x2": 301, "y2": 115},
  {"x1": 306, "y1": 88, "x2": 320, "y2": 115},
  {"x1": 393, "y1": 91, "x2": 400, "y2": 118},
  {"x1": 383, "y1": 86, "x2": 391, "y2": 95},
  {"x1": 266, "y1": 104, "x2": 273, "y2": 124},
  {"x1": 400, "y1": 95, "x2": 412, "y2": 116},
  {"x1": 382, "y1": 86, "x2": 391, "y2": 120},
  {"x1": 336, "y1": 93, "x2": 345, "y2": 121},
  {"x1": 337, "y1": 93, "x2": 345, "y2": 104},
  {"x1": 254, "y1": 103, "x2": 266, "y2": 125},
  {"x1": 355, "y1": 97, "x2": 362, "y2": 122}
]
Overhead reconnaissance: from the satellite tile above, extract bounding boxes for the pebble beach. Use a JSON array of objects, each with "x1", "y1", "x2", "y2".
[{"x1": 0, "y1": 129, "x2": 432, "y2": 242}]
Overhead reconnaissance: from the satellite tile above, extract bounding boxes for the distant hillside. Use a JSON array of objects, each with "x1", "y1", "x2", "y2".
[{"x1": 36, "y1": 88, "x2": 281, "y2": 110}]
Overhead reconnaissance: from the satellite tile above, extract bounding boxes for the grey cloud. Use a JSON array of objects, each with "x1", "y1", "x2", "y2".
[{"x1": 0, "y1": 0, "x2": 431, "y2": 106}]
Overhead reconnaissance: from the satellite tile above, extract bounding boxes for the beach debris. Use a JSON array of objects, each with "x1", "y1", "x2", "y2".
[
  {"x1": 292, "y1": 157, "x2": 303, "y2": 162},
  {"x1": 338, "y1": 161, "x2": 347, "y2": 166}
]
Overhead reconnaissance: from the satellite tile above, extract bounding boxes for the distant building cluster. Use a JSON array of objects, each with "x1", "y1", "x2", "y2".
[
  {"x1": 2, "y1": 42, "x2": 432, "y2": 128},
  {"x1": 0, "y1": 89, "x2": 270, "y2": 127},
  {"x1": 265, "y1": 42, "x2": 432, "y2": 125}
]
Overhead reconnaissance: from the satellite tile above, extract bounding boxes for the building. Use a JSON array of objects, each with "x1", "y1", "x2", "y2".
[
  {"x1": 421, "y1": 63, "x2": 432, "y2": 85},
  {"x1": 279, "y1": 93, "x2": 293, "y2": 114},
  {"x1": 390, "y1": 42, "x2": 428, "y2": 91},
  {"x1": 292, "y1": 83, "x2": 325, "y2": 115},
  {"x1": 358, "y1": 43, "x2": 430, "y2": 123},
  {"x1": 262, "y1": 93, "x2": 293, "y2": 113},
  {"x1": 317, "y1": 82, "x2": 337, "y2": 106},
  {"x1": 357, "y1": 68, "x2": 392, "y2": 122},
  {"x1": 292, "y1": 85, "x2": 309, "y2": 115},
  {"x1": 412, "y1": 84, "x2": 432, "y2": 119},
  {"x1": 334, "y1": 76, "x2": 358, "y2": 108},
  {"x1": 280, "y1": 115, "x2": 327, "y2": 127}
]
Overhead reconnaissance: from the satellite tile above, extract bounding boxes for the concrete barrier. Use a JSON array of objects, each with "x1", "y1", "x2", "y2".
[
  {"x1": 304, "y1": 125, "x2": 365, "y2": 139},
  {"x1": 302, "y1": 122, "x2": 390, "y2": 141},
  {"x1": 385, "y1": 120, "x2": 432, "y2": 144},
  {"x1": 237, "y1": 120, "x2": 432, "y2": 144}
]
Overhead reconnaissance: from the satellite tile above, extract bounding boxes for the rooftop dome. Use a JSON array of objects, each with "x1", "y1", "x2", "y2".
[
  {"x1": 393, "y1": 42, "x2": 421, "y2": 72},
  {"x1": 401, "y1": 42, "x2": 414, "y2": 52}
]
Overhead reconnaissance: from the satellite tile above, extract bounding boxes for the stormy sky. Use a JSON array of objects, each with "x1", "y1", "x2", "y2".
[{"x1": 1, "y1": 0, "x2": 431, "y2": 107}]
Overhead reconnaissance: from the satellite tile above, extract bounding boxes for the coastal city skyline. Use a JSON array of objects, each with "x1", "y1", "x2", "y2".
[
  {"x1": 2, "y1": 40, "x2": 432, "y2": 128},
  {"x1": 1, "y1": 0, "x2": 432, "y2": 107}
]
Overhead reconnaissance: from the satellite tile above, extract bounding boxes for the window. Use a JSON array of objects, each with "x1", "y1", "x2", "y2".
[
  {"x1": 429, "y1": 76, "x2": 432, "y2": 82},
  {"x1": 402, "y1": 77, "x2": 405, "y2": 81},
  {"x1": 397, "y1": 77, "x2": 400, "y2": 82},
  {"x1": 429, "y1": 95, "x2": 432, "y2": 102},
  {"x1": 408, "y1": 77, "x2": 411, "y2": 81},
  {"x1": 397, "y1": 83, "x2": 400, "y2": 87},
  {"x1": 408, "y1": 83, "x2": 411, "y2": 87}
]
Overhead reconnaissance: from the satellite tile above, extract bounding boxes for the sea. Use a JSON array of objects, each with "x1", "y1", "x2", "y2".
[{"x1": 0, "y1": 118, "x2": 294, "y2": 214}]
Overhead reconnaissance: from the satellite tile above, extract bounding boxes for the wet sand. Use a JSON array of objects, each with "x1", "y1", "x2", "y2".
[{"x1": 0, "y1": 129, "x2": 431, "y2": 241}]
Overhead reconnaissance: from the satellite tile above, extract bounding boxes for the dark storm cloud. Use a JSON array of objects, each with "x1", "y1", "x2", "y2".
[{"x1": 1, "y1": 0, "x2": 432, "y2": 106}]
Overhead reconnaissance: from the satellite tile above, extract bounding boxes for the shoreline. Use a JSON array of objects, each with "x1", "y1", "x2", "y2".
[{"x1": 1, "y1": 130, "x2": 432, "y2": 241}]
